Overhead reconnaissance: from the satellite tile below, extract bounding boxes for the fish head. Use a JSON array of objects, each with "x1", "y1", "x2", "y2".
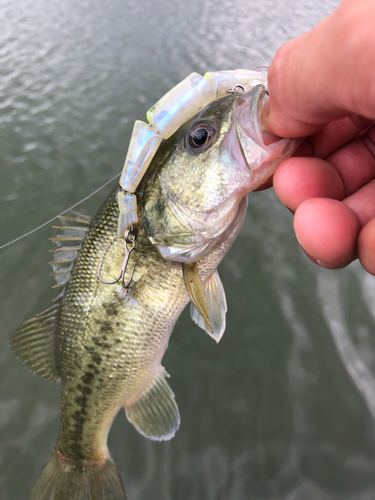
[{"x1": 142, "y1": 84, "x2": 299, "y2": 263}]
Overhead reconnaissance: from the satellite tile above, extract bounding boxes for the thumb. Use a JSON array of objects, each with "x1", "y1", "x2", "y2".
[{"x1": 261, "y1": 0, "x2": 375, "y2": 138}]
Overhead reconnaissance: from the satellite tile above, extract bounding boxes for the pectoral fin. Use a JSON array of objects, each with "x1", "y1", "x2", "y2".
[
  {"x1": 182, "y1": 262, "x2": 213, "y2": 333},
  {"x1": 190, "y1": 270, "x2": 227, "y2": 343},
  {"x1": 125, "y1": 370, "x2": 180, "y2": 441},
  {"x1": 10, "y1": 305, "x2": 60, "y2": 382}
]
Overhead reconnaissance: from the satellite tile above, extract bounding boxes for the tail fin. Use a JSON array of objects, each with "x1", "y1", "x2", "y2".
[{"x1": 29, "y1": 447, "x2": 127, "y2": 500}]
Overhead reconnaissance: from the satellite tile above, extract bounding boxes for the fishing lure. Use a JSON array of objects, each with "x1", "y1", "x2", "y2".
[{"x1": 102, "y1": 68, "x2": 268, "y2": 290}]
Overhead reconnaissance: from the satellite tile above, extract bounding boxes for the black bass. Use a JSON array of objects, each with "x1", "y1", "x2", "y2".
[{"x1": 11, "y1": 84, "x2": 298, "y2": 500}]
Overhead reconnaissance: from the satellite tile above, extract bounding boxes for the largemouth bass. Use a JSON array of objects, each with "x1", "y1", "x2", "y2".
[{"x1": 11, "y1": 84, "x2": 298, "y2": 500}]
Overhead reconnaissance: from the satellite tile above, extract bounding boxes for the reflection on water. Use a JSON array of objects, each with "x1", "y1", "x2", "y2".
[
  {"x1": 3, "y1": 0, "x2": 375, "y2": 499},
  {"x1": 318, "y1": 271, "x2": 375, "y2": 426}
]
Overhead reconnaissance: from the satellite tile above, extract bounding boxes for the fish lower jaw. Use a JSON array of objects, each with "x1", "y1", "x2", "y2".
[{"x1": 249, "y1": 136, "x2": 302, "y2": 191}]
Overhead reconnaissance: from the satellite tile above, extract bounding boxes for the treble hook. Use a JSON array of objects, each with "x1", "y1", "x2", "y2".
[{"x1": 97, "y1": 226, "x2": 136, "y2": 288}]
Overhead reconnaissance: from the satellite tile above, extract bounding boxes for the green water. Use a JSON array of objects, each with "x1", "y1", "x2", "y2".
[{"x1": 3, "y1": 0, "x2": 375, "y2": 498}]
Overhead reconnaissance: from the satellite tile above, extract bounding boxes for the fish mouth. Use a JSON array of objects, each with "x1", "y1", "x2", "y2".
[
  {"x1": 223, "y1": 85, "x2": 275, "y2": 178},
  {"x1": 230, "y1": 84, "x2": 300, "y2": 190},
  {"x1": 235, "y1": 84, "x2": 283, "y2": 155}
]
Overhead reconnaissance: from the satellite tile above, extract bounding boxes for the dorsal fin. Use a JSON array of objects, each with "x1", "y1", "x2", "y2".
[
  {"x1": 10, "y1": 212, "x2": 92, "y2": 383},
  {"x1": 49, "y1": 212, "x2": 91, "y2": 298},
  {"x1": 60, "y1": 211, "x2": 92, "y2": 224}
]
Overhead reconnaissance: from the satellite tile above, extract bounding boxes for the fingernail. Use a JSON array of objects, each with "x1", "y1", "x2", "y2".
[
  {"x1": 302, "y1": 247, "x2": 320, "y2": 266},
  {"x1": 260, "y1": 98, "x2": 270, "y2": 129},
  {"x1": 295, "y1": 234, "x2": 320, "y2": 265},
  {"x1": 316, "y1": 259, "x2": 332, "y2": 268},
  {"x1": 302, "y1": 248, "x2": 330, "y2": 268}
]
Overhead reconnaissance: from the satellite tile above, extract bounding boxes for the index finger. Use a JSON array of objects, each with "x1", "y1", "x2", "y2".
[{"x1": 296, "y1": 116, "x2": 373, "y2": 159}]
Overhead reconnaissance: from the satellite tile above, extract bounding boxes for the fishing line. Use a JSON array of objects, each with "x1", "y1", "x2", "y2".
[
  {"x1": 2, "y1": 56, "x2": 267, "y2": 252},
  {"x1": 234, "y1": 44, "x2": 267, "y2": 67},
  {"x1": 0, "y1": 172, "x2": 121, "y2": 250}
]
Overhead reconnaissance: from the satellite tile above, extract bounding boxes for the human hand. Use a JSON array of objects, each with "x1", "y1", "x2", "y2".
[{"x1": 261, "y1": 0, "x2": 375, "y2": 275}]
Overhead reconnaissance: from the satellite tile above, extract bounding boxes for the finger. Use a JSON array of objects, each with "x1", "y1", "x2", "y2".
[
  {"x1": 293, "y1": 198, "x2": 360, "y2": 269},
  {"x1": 295, "y1": 116, "x2": 373, "y2": 159},
  {"x1": 274, "y1": 123, "x2": 375, "y2": 211},
  {"x1": 328, "y1": 124, "x2": 375, "y2": 196},
  {"x1": 273, "y1": 157, "x2": 344, "y2": 212},
  {"x1": 261, "y1": 0, "x2": 375, "y2": 138},
  {"x1": 343, "y1": 179, "x2": 375, "y2": 227},
  {"x1": 358, "y1": 217, "x2": 375, "y2": 275}
]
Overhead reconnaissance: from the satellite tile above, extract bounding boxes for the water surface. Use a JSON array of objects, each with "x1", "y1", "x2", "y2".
[{"x1": 3, "y1": 1, "x2": 375, "y2": 499}]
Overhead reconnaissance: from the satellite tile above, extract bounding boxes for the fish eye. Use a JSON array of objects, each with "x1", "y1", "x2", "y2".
[
  {"x1": 191, "y1": 128, "x2": 208, "y2": 146},
  {"x1": 188, "y1": 122, "x2": 215, "y2": 149}
]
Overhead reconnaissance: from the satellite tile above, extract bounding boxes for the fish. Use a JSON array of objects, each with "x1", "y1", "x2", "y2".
[{"x1": 10, "y1": 83, "x2": 299, "y2": 500}]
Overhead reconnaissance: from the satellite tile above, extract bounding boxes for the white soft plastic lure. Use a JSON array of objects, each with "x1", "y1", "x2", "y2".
[{"x1": 117, "y1": 68, "x2": 269, "y2": 236}]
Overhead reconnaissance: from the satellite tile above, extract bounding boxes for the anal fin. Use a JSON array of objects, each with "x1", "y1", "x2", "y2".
[
  {"x1": 125, "y1": 370, "x2": 180, "y2": 441},
  {"x1": 190, "y1": 270, "x2": 227, "y2": 343},
  {"x1": 10, "y1": 305, "x2": 60, "y2": 383}
]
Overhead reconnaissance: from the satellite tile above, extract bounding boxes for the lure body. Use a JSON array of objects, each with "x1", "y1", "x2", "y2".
[{"x1": 117, "y1": 68, "x2": 268, "y2": 237}]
